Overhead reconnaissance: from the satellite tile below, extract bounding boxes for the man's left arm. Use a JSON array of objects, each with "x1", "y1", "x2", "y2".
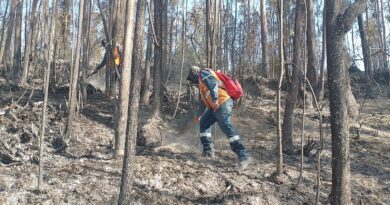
[{"x1": 200, "y1": 70, "x2": 219, "y2": 110}]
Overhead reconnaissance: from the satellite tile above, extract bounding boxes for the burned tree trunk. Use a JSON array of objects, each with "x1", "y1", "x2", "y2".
[
  {"x1": 65, "y1": 0, "x2": 85, "y2": 140},
  {"x1": 318, "y1": 2, "x2": 326, "y2": 102},
  {"x1": 276, "y1": 0, "x2": 285, "y2": 181},
  {"x1": 152, "y1": 0, "x2": 163, "y2": 116},
  {"x1": 12, "y1": 0, "x2": 23, "y2": 79},
  {"x1": 140, "y1": 0, "x2": 154, "y2": 106},
  {"x1": 357, "y1": 14, "x2": 374, "y2": 97},
  {"x1": 109, "y1": 0, "x2": 120, "y2": 97},
  {"x1": 260, "y1": 0, "x2": 269, "y2": 78},
  {"x1": 118, "y1": 0, "x2": 146, "y2": 204},
  {"x1": 325, "y1": 0, "x2": 368, "y2": 204},
  {"x1": 115, "y1": 0, "x2": 137, "y2": 158},
  {"x1": 379, "y1": 0, "x2": 387, "y2": 69},
  {"x1": 306, "y1": 0, "x2": 317, "y2": 91},
  {"x1": 205, "y1": 0, "x2": 211, "y2": 67},
  {"x1": 81, "y1": 0, "x2": 92, "y2": 103},
  {"x1": 20, "y1": 0, "x2": 39, "y2": 85},
  {"x1": 282, "y1": 0, "x2": 306, "y2": 154},
  {"x1": 2, "y1": 0, "x2": 17, "y2": 73},
  {"x1": 0, "y1": 0, "x2": 10, "y2": 59}
]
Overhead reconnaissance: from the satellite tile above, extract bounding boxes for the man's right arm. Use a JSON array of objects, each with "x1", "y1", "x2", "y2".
[{"x1": 88, "y1": 51, "x2": 108, "y2": 77}]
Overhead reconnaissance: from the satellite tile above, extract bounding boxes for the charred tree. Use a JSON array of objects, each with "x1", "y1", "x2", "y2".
[
  {"x1": 115, "y1": 0, "x2": 137, "y2": 158},
  {"x1": 109, "y1": 0, "x2": 120, "y2": 97},
  {"x1": 325, "y1": 0, "x2": 368, "y2": 203},
  {"x1": 260, "y1": 0, "x2": 269, "y2": 78},
  {"x1": 152, "y1": 0, "x2": 163, "y2": 116},
  {"x1": 357, "y1": 14, "x2": 374, "y2": 97},
  {"x1": 2, "y1": 0, "x2": 17, "y2": 73},
  {"x1": 379, "y1": 0, "x2": 387, "y2": 68},
  {"x1": 65, "y1": 0, "x2": 85, "y2": 140},
  {"x1": 282, "y1": 0, "x2": 306, "y2": 154},
  {"x1": 306, "y1": 0, "x2": 317, "y2": 91},
  {"x1": 81, "y1": 0, "x2": 92, "y2": 103},
  {"x1": 12, "y1": 0, "x2": 23, "y2": 78},
  {"x1": 20, "y1": 0, "x2": 39, "y2": 85},
  {"x1": 205, "y1": 0, "x2": 211, "y2": 67},
  {"x1": 118, "y1": 0, "x2": 146, "y2": 204},
  {"x1": 0, "y1": 0, "x2": 10, "y2": 59},
  {"x1": 318, "y1": 2, "x2": 327, "y2": 102},
  {"x1": 276, "y1": 0, "x2": 285, "y2": 181},
  {"x1": 140, "y1": 0, "x2": 154, "y2": 106}
]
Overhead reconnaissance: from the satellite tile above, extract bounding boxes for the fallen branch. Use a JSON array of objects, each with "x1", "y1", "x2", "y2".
[{"x1": 15, "y1": 90, "x2": 28, "y2": 104}]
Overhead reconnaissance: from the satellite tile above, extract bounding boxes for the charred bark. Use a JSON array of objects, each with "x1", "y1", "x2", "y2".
[
  {"x1": 325, "y1": 0, "x2": 368, "y2": 203},
  {"x1": 282, "y1": 0, "x2": 306, "y2": 154},
  {"x1": 117, "y1": 0, "x2": 138, "y2": 203}
]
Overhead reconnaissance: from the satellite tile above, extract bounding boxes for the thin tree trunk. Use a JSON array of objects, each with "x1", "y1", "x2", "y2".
[
  {"x1": 318, "y1": 2, "x2": 326, "y2": 102},
  {"x1": 49, "y1": 40, "x2": 58, "y2": 92},
  {"x1": 38, "y1": 0, "x2": 58, "y2": 190},
  {"x1": 109, "y1": 0, "x2": 119, "y2": 97},
  {"x1": 162, "y1": 0, "x2": 169, "y2": 83},
  {"x1": 379, "y1": 0, "x2": 387, "y2": 68},
  {"x1": 223, "y1": 0, "x2": 229, "y2": 71},
  {"x1": 65, "y1": 0, "x2": 85, "y2": 140},
  {"x1": 172, "y1": 0, "x2": 187, "y2": 118},
  {"x1": 2, "y1": 0, "x2": 17, "y2": 72},
  {"x1": 358, "y1": 14, "x2": 374, "y2": 97},
  {"x1": 152, "y1": 0, "x2": 163, "y2": 116},
  {"x1": 205, "y1": 0, "x2": 211, "y2": 67},
  {"x1": 12, "y1": 0, "x2": 23, "y2": 79},
  {"x1": 211, "y1": 0, "x2": 219, "y2": 70},
  {"x1": 260, "y1": 0, "x2": 269, "y2": 78},
  {"x1": 306, "y1": 0, "x2": 317, "y2": 91},
  {"x1": 20, "y1": 0, "x2": 38, "y2": 85},
  {"x1": 96, "y1": 0, "x2": 111, "y2": 96},
  {"x1": 0, "y1": 0, "x2": 10, "y2": 63},
  {"x1": 81, "y1": 0, "x2": 92, "y2": 103},
  {"x1": 325, "y1": 0, "x2": 368, "y2": 203},
  {"x1": 282, "y1": 0, "x2": 306, "y2": 154},
  {"x1": 231, "y1": 0, "x2": 237, "y2": 75},
  {"x1": 276, "y1": 0, "x2": 284, "y2": 180},
  {"x1": 118, "y1": 0, "x2": 146, "y2": 204},
  {"x1": 115, "y1": 0, "x2": 137, "y2": 159},
  {"x1": 141, "y1": 0, "x2": 154, "y2": 106},
  {"x1": 164, "y1": 16, "x2": 174, "y2": 85}
]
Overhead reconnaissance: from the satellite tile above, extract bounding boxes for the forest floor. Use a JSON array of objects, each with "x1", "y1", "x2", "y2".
[{"x1": 0, "y1": 76, "x2": 389, "y2": 205}]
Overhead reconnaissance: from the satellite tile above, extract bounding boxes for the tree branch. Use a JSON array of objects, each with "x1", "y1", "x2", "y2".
[{"x1": 338, "y1": 0, "x2": 368, "y2": 33}]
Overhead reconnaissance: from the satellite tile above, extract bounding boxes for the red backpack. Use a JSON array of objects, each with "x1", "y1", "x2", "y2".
[{"x1": 215, "y1": 70, "x2": 243, "y2": 100}]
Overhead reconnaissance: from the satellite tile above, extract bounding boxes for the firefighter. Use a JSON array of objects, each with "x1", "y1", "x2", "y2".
[
  {"x1": 186, "y1": 66, "x2": 252, "y2": 169},
  {"x1": 88, "y1": 40, "x2": 123, "y2": 78}
]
